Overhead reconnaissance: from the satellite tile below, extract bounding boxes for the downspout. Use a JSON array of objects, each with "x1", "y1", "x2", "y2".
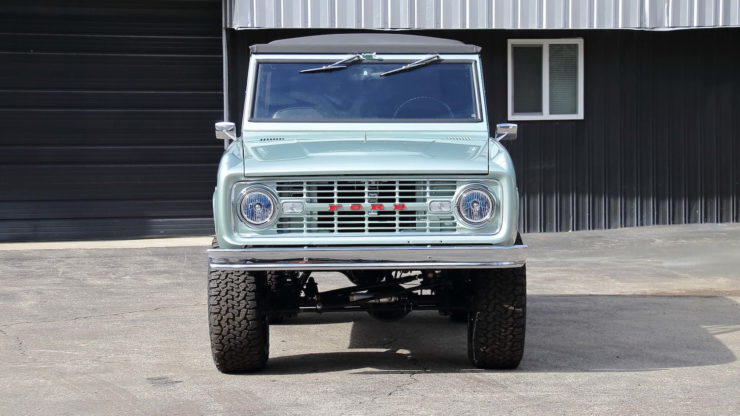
[{"x1": 221, "y1": 0, "x2": 231, "y2": 149}]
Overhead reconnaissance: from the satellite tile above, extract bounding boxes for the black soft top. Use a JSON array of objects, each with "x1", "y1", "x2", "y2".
[{"x1": 249, "y1": 33, "x2": 481, "y2": 54}]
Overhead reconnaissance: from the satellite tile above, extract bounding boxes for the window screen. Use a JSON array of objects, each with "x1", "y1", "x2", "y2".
[
  {"x1": 549, "y1": 44, "x2": 578, "y2": 115},
  {"x1": 512, "y1": 45, "x2": 543, "y2": 114}
]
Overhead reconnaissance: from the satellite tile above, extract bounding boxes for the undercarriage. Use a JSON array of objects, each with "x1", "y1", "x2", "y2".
[{"x1": 265, "y1": 270, "x2": 469, "y2": 319}]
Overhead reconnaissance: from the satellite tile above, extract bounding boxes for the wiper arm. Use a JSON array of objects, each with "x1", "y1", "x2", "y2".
[
  {"x1": 380, "y1": 54, "x2": 441, "y2": 76},
  {"x1": 300, "y1": 54, "x2": 364, "y2": 73}
]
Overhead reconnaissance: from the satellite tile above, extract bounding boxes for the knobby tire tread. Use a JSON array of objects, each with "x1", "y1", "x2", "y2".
[
  {"x1": 467, "y1": 266, "x2": 526, "y2": 369},
  {"x1": 208, "y1": 269, "x2": 269, "y2": 373}
]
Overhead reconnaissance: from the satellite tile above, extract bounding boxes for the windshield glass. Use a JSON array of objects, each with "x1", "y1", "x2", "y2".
[{"x1": 251, "y1": 61, "x2": 480, "y2": 122}]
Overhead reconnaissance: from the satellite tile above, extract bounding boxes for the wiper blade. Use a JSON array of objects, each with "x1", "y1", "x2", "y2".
[
  {"x1": 300, "y1": 54, "x2": 364, "y2": 73},
  {"x1": 380, "y1": 54, "x2": 441, "y2": 76}
]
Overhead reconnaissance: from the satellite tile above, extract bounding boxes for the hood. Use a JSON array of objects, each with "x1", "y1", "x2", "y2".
[{"x1": 241, "y1": 132, "x2": 490, "y2": 176}]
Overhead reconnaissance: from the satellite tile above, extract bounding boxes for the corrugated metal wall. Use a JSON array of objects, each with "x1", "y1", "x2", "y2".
[
  {"x1": 229, "y1": 0, "x2": 740, "y2": 30},
  {"x1": 1, "y1": 1, "x2": 737, "y2": 241},
  {"x1": 498, "y1": 29, "x2": 740, "y2": 231},
  {"x1": 229, "y1": 28, "x2": 740, "y2": 233},
  {"x1": 0, "y1": 0, "x2": 224, "y2": 241}
]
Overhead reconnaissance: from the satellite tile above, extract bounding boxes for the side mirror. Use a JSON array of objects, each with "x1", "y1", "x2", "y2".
[
  {"x1": 215, "y1": 121, "x2": 237, "y2": 141},
  {"x1": 494, "y1": 123, "x2": 518, "y2": 141}
]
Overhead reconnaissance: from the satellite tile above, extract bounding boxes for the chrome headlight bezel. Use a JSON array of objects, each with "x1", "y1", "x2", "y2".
[
  {"x1": 454, "y1": 184, "x2": 496, "y2": 228},
  {"x1": 237, "y1": 185, "x2": 280, "y2": 229}
]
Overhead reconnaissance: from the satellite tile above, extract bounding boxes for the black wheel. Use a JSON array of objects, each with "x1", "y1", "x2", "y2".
[
  {"x1": 208, "y1": 268, "x2": 269, "y2": 373},
  {"x1": 467, "y1": 266, "x2": 526, "y2": 369}
]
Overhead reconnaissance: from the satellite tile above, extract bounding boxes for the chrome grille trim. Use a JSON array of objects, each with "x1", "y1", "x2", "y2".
[{"x1": 274, "y1": 179, "x2": 459, "y2": 234}]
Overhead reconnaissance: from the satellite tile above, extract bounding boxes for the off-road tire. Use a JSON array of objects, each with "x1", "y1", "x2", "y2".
[
  {"x1": 208, "y1": 268, "x2": 269, "y2": 373},
  {"x1": 467, "y1": 266, "x2": 526, "y2": 369}
]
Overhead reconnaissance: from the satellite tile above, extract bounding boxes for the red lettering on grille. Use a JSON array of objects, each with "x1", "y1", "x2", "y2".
[
  {"x1": 371, "y1": 204, "x2": 384, "y2": 210},
  {"x1": 350, "y1": 204, "x2": 363, "y2": 211},
  {"x1": 393, "y1": 204, "x2": 406, "y2": 210},
  {"x1": 329, "y1": 204, "x2": 342, "y2": 211}
]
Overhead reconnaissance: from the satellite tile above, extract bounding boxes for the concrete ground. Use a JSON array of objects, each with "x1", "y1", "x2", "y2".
[{"x1": 0, "y1": 224, "x2": 738, "y2": 415}]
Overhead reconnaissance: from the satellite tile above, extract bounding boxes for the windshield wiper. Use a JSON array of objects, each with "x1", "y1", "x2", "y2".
[
  {"x1": 300, "y1": 54, "x2": 364, "y2": 73},
  {"x1": 380, "y1": 54, "x2": 441, "y2": 76}
]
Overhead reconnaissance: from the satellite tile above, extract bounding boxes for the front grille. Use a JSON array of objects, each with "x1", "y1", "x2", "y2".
[{"x1": 275, "y1": 179, "x2": 459, "y2": 234}]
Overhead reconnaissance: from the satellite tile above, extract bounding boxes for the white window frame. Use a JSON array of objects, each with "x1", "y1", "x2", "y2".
[{"x1": 507, "y1": 38, "x2": 584, "y2": 121}]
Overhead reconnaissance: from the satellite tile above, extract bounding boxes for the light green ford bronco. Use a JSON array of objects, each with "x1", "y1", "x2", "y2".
[{"x1": 208, "y1": 34, "x2": 526, "y2": 373}]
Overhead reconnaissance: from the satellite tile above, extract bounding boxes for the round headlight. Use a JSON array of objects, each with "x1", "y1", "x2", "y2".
[
  {"x1": 456, "y1": 185, "x2": 494, "y2": 227},
  {"x1": 238, "y1": 186, "x2": 279, "y2": 227}
]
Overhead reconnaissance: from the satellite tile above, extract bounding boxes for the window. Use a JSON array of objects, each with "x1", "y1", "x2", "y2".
[
  {"x1": 251, "y1": 61, "x2": 480, "y2": 122},
  {"x1": 507, "y1": 39, "x2": 583, "y2": 120}
]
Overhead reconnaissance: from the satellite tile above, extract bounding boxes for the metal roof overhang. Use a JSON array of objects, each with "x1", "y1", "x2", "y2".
[
  {"x1": 249, "y1": 33, "x2": 481, "y2": 53},
  {"x1": 227, "y1": 0, "x2": 740, "y2": 31}
]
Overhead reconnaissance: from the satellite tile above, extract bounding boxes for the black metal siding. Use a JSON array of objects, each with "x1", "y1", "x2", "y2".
[
  {"x1": 1, "y1": 5, "x2": 737, "y2": 241},
  {"x1": 0, "y1": 0, "x2": 223, "y2": 241},
  {"x1": 229, "y1": 28, "x2": 740, "y2": 233},
  {"x1": 493, "y1": 29, "x2": 740, "y2": 232}
]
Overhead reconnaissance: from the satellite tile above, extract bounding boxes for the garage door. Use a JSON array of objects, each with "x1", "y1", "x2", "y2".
[{"x1": 0, "y1": 0, "x2": 223, "y2": 241}]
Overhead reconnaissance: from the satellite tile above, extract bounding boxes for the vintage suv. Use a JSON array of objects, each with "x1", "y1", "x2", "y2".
[{"x1": 208, "y1": 34, "x2": 526, "y2": 373}]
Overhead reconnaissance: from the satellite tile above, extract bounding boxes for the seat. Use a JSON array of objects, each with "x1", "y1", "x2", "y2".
[{"x1": 272, "y1": 107, "x2": 323, "y2": 119}]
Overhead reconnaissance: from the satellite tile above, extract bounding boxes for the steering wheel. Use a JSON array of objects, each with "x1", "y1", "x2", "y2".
[{"x1": 393, "y1": 96, "x2": 454, "y2": 119}]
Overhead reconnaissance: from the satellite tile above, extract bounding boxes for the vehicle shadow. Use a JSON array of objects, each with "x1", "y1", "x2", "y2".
[{"x1": 263, "y1": 295, "x2": 738, "y2": 374}]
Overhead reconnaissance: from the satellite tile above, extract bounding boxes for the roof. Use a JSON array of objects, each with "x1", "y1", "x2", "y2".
[
  {"x1": 249, "y1": 34, "x2": 481, "y2": 54},
  {"x1": 230, "y1": 0, "x2": 740, "y2": 31}
]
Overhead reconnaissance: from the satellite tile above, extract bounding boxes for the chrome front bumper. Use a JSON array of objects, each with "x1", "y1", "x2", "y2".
[{"x1": 208, "y1": 245, "x2": 526, "y2": 271}]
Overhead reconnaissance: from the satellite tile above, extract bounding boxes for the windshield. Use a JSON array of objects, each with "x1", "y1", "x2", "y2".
[{"x1": 250, "y1": 61, "x2": 480, "y2": 122}]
